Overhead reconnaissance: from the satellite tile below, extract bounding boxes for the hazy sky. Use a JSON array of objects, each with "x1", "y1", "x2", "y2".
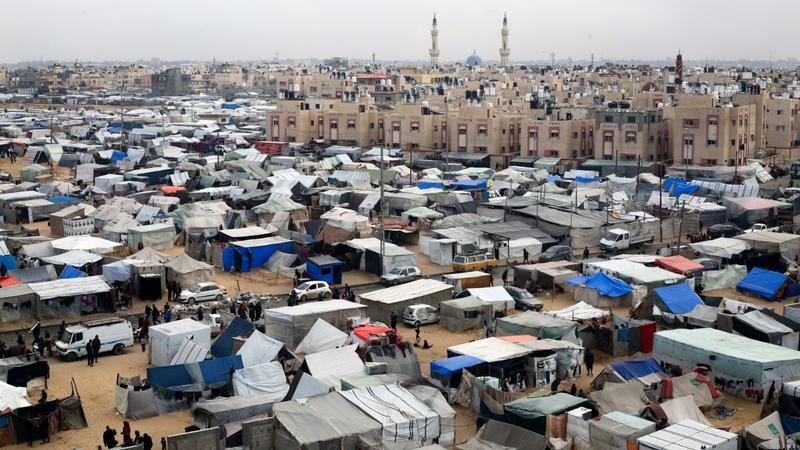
[{"x1": 2, "y1": 0, "x2": 796, "y2": 63}]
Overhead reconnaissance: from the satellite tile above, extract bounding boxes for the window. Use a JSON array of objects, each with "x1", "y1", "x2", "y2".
[
  {"x1": 392, "y1": 124, "x2": 400, "y2": 132},
  {"x1": 627, "y1": 116, "x2": 637, "y2": 123},
  {"x1": 604, "y1": 115, "x2": 613, "y2": 123},
  {"x1": 602, "y1": 155, "x2": 612, "y2": 160},
  {"x1": 572, "y1": 132, "x2": 578, "y2": 138},
  {"x1": 330, "y1": 122, "x2": 338, "y2": 129},
  {"x1": 458, "y1": 127, "x2": 467, "y2": 135},
  {"x1": 502, "y1": 129, "x2": 506, "y2": 135},
  {"x1": 731, "y1": 139, "x2": 736, "y2": 146},
  {"x1": 379, "y1": 122, "x2": 384, "y2": 129},
  {"x1": 369, "y1": 122, "x2": 374, "y2": 129},
  {"x1": 682, "y1": 118, "x2": 698, "y2": 128},
  {"x1": 478, "y1": 127, "x2": 488, "y2": 136},
  {"x1": 778, "y1": 110, "x2": 785, "y2": 116},
  {"x1": 649, "y1": 135, "x2": 654, "y2": 143},
  {"x1": 707, "y1": 139, "x2": 716, "y2": 145},
  {"x1": 731, "y1": 119, "x2": 736, "y2": 127},
  {"x1": 549, "y1": 129, "x2": 560, "y2": 139},
  {"x1": 547, "y1": 150, "x2": 559, "y2": 157},
  {"x1": 310, "y1": 120, "x2": 315, "y2": 126},
  {"x1": 625, "y1": 133, "x2": 636, "y2": 143},
  {"x1": 528, "y1": 130, "x2": 537, "y2": 138},
  {"x1": 433, "y1": 125, "x2": 438, "y2": 132},
  {"x1": 411, "y1": 143, "x2": 419, "y2": 149},
  {"x1": 777, "y1": 125, "x2": 786, "y2": 132},
  {"x1": 288, "y1": 118, "x2": 296, "y2": 127},
  {"x1": 272, "y1": 119, "x2": 279, "y2": 126},
  {"x1": 347, "y1": 121, "x2": 356, "y2": 129},
  {"x1": 623, "y1": 154, "x2": 636, "y2": 161},
  {"x1": 411, "y1": 123, "x2": 420, "y2": 133}
]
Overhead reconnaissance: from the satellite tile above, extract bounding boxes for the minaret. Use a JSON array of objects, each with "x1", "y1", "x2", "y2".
[
  {"x1": 429, "y1": 14, "x2": 440, "y2": 67},
  {"x1": 675, "y1": 49, "x2": 683, "y2": 85},
  {"x1": 499, "y1": 13, "x2": 510, "y2": 66}
]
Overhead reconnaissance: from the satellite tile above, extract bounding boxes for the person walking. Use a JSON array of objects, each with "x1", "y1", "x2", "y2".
[
  {"x1": 484, "y1": 320, "x2": 494, "y2": 338},
  {"x1": 522, "y1": 248, "x2": 529, "y2": 264},
  {"x1": 389, "y1": 311, "x2": 398, "y2": 330},
  {"x1": 139, "y1": 317, "x2": 150, "y2": 352},
  {"x1": 584, "y1": 348, "x2": 595, "y2": 376},
  {"x1": 86, "y1": 341, "x2": 94, "y2": 366},
  {"x1": 152, "y1": 304, "x2": 160, "y2": 324},
  {"x1": 501, "y1": 269, "x2": 508, "y2": 286},
  {"x1": 91, "y1": 335, "x2": 101, "y2": 364},
  {"x1": 582, "y1": 246, "x2": 590, "y2": 260},
  {"x1": 197, "y1": 307, "x2": 204, "y2": 322},
  {"x1": 142, "y1": 433, "x2": 154, "y2": 450},
  {"x1": 414, "y1": 322, "x2": 421, "y2": 344}
]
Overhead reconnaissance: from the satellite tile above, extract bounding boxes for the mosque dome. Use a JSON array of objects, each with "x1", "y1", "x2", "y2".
[{"x1": 465, "y1": 52, "x2": 483, "y2": 67}]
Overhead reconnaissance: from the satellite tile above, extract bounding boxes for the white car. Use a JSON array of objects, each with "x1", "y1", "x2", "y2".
[
  {"x1": 291, "y1": 281, "x2": 332, "y2": 302},
  {"x1": 380, "y1": 266, "x2": 422, "y2": 285},
  {"x1": 403, "y1": 304, "x2": 440, "y2": 327},
  {"x1": 179, "y1": 282, "x2": 228, "y2": 305}
]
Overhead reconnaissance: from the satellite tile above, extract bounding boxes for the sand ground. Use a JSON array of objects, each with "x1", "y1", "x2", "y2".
[{"x1": 0, "y1": 154, "x2": 778, "y2": 448}]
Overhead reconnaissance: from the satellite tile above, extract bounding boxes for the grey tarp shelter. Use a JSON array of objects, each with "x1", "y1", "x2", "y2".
[
  {"x1": 357, "y1": 279, "x2": 453, "y2": 322},
  {"x1": 164, "y1": 253, "x2": 214, "y2": 288},
  {"x1": 263, "y1": 300, "x2": 367, "y2": 349},
  {"x1": 0, "y1": 285, "x2": 37, "y2": 323},
  {"x1": 503, "y1": 392, "x2": 590, "y2": 435},
  {"x1": 439, "y1": 296, "x2": 492, "y2": 332},
  {"x1": 272, "y1": 391, "x2": 382, "y2": 450},
  {"x1": 115, "y1": 375, "x2": 158, "y2": 420},
  {"x1": 458, "y1": 419, "x2": 548, "y2": 450},
  {"x1": 494, "y1": 311, "x2": 580, "y2": 343},
  {"x1": 127, "y1": 222, "x2": 175, "y2": 250}
]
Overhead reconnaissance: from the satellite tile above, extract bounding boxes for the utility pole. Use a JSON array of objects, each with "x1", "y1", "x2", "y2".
[
  {"x1": 379, "y1": 139, "x2": 385, "y2": 276},
  {"x1": 635, "y1": 155, "x2": 641, "y2": 198},
  {"x1": 658, "y1": 172, "x2": 663, "y2": 244},
  {"x1": 676, "y1": 200, "x2": 686, "y2": 253}
]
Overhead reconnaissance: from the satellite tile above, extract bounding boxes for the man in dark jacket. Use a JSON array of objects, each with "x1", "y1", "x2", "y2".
[
  {"x1": 86, "y1": 341, "x2": 94, "y2": 366},
  {"x1": 91, "y1": 335, "x2": 101, "y2": 363}
]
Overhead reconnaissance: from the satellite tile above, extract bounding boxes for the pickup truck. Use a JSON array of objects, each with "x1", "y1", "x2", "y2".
[
  {"x1": 600, "y1": 228, "x2": 654, "y2": 252},
  {"x1": 744, "y1": 223, "x2": 780, "y2": 233}
]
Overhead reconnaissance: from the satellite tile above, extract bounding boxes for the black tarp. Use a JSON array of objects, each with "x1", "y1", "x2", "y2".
[{"x1": 6, "y1": 360, "x2": 49, "y2": 388}]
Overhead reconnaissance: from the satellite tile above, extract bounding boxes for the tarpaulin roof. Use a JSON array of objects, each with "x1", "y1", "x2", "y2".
[
  {"x1": 547, "y1": 301, "x2": 610, "y2": 321},
  {"x1": 29, "y1": 275, "x2": 110, "y2": 300},
  {"x1": 0, "y1": 276, "x2": 21, "y2": 288},
  {"x1": 59, "y1": 265, "x2": 86, "y2": 279},
  {"x1": 40, "y1": 249, "x2": 103, "y2": 266},
  {"x1": 210, "y1": 316, "x2": 253, "y2": 358},
  {"x1": 430, "y1": 355, "x2": 485, "y2": 377},
  {"x1": 737, "y1": 267, "x2": 788, "y2": 300},
  {"x1": 351, "y1": 325, "x2": 393, "y2": 342},
  {"x1": 652, "y1": 283, "x2": 703, "y2": 314},
  {"x1": 608, "y1": 357, "x2": 665, "y2": 380},
  {"x1": 690, "y1": 237, "x2": 750, "y2": 258},
  {"x1": 655, "y1": 255, "x2": 705, "y2": 275},
  {"x1": 451, "y1": 179, "x2": 487, "y2": 190},
  {"x1": 565, "y1": 272, "x2": 633, "y2": 297}
]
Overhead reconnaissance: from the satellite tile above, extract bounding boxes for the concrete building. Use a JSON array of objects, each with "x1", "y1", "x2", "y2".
[
  {"x1": 594, "y1": 109, "x2": 670, "y2": 163},
  {"x1": 666, "y1": 104, "x2": 757, "y2": 167},
  {"x1": 151, "y1": 68, "x2": 190, "y2": 97}
]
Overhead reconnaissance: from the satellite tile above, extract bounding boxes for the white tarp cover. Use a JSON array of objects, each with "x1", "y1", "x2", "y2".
[
  {"x1": 659, "y1": 395, "x2": 711, "y2": 425},
  {"x1": 701, "y1": 265, "x2": 747, "y2": 292},
  {"x1": 303, "y1": 344, "x2": 367, "y2": 390},
  {"x1": 50, "y1": 235, "x2": 121, "y2": 253},
  {"x1": 236, "y1": 330, "x2": 284, "y2": 367},
  {"x1": 0, "y1": 380, "x2": 30, "y2": 410},
  {"x1": 340, "y1": 383, "x2": 441, "y2": 449},
  {"x1": 28, "y1": 275, "x2": 110, "y2": 300},
  {"x1": 406, "y1": 385, "x2": 456, "y2": 446},
  {"x1": 690, "y1": 237, "x2": 751, "y2": 259},
  {"x1": 465, "y1": 286, "x2": 515, "y2": 311},
  {"x1": 148, "y1": 318, "x2": 212, "y2": 367},
  {"x1": 232, "y1": 361, "x2": 290, "y2": 400},
  {"x1": 736, "y1": 310, "x2": 800, "y2": 350},
  {"x1": 40, "y1": 249, "x2": 102, "y2": 266},
  {"x1": 320, "y1": 206, "x2": 371, "y2": 232},
  {"x1": 547, "y1": 301, "x2": 611, "y2": 321},
  {"x1": 103, "y1": 259, "x2": 143, "y2": 283},
  {"x1": 169, "y1": 338, "x2": 209, "y2": 365},
  {"x1": 447, "y1": 337, "x2": 530, "y2": 363},
  {"x1": 294, "y1": 318, "x2": 349, "y2": 355}
]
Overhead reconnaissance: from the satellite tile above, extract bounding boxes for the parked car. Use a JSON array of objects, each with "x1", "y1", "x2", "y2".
[
  {"x1": 453, "y1": 252, "x2": 497, "y2": 272},
  {"x1": 380, "y1": 266, "x2": 422, "y2": 285},
  {"x1": 403, "y1": 304, "x2": 440, "y2": 327},
  {"x1": 707, "y1": 224, "x2": 742, "y2": 239},
  {"x1": 538, "y1": 245, "x2": 573, "y2": 263},
  {"x1": 55, "y1": 317, "x2": 134, "y2": 361},
  {"x1": 178, "y1": 282, "x2": 228, "y2": 305},
  {"x1": 505, "y1": 286, "x2": 544, "y2": 311},
  {"x1": 291, "y1": 281, "x2": 332, "y2": 302}
]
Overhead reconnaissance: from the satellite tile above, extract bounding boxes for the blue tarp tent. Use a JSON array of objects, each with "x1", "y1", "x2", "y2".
[
  {"x1": 651, "y1": 283, "x2": 703, "y2": 314},
  {"x1": 210, "y1": 316, "x2": 254, "y2": 358},
  {"x1": 608, "y1": 357, "x2": 665, "y2": 381},
  {"x1": 417, "y1": 180, "x2": 444, "y2": 189},
  {"x1": 574, "y1": 176, "x2": 600, "y2": 184},
  {"x1": 738, "y1": 267, "x2": 788, "y2": 300},
  {"x1": 226, "y1": 238, "x2": 294, "y2": 272},
  {"x1": 111, "y1": 151, "x2": 127, "y2": 162},
  {"x1": 148, "y1": 355, "x2": 244, "y2": 390},
  {"x1": 48, "y1": 196, "x2": 80, "y2": 204},
  {"x1": 451, "y1": 179, "x2": 487, "y2": 190},
  {"x1": 566, "y1": 272, "x2": 633, "y2": 297},
  {"x1": 59, "y1": 265, "x2": 85, "y2": 279},
  {"x1": 430, "y1": 355, "x2": 485, "y2": 377}
]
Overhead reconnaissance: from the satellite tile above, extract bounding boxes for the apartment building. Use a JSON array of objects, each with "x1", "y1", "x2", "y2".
[
  {"x1": 593, "y1": 109, "x2": 670, "y2": 163},
  {"x1": 666, "y1": 104, "x2": 757, "y2": 167},
  {"x1": 522, "y1": 109, "x2": 594, "y2": 162},
  {"x1": 764, "y1": 98, "x2": 798, "y2": 152}
]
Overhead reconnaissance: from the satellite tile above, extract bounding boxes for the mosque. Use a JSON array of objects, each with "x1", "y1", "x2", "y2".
[{"x1": 429, "y1": 13, "x2": 510, "y2": 67}]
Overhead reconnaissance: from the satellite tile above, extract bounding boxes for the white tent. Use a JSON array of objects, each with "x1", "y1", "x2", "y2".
[
  {"x1": 547, "y1": 301, "x2": 611, "y2": 321},
  {"x1": 169, "y1": 338, "x2": 210, "y2": 365},
  {"x1": 40, "y1": 249, "x2": 103, "y2": 266},
  {"x1": 294, "y1": 318, "x2": 349, "y2": 355},
  {"x1": 164, "y1": 254, "x2": 214, "y2": 288},
  {"x1": 148, "y1": 319, "x2": 211, "y2": 367},
  {"x1": 0, "y1": 380, "x2": 31, "y2": 411},
  {"x1": 236, "y1": 330, "x2": 285, "y2": 367},
  {"x1": 50, "y1": 235, "x2": 121, "y2": 254},
  {"x1": 232, "y1": 361, "x2": 290, "y2": 400},
  {"x1": 690, "y1": 237, "x2": 750, "y2": 259},
  {"x1": 465, "y1": 287, "x2": 515, "y2": 311},
  {"x1": 103, "y1": 259, "x2": 143, "y2": 283},
  {"x1": 303, "y1": 344, "x2": 367, "y2": 390}
]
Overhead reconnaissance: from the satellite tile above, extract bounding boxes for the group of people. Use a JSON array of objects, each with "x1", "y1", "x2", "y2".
[
  {"x1": 85, "y1": 335, "x2": 102, "y2": 367},
  {"x1": 0, "y1": 146, "x2": 18, "y2": 162},
  {"x1": 166, "y1": 281, "x2": 183, "y2": 302},
  {"x1": 144, "y1": 302, "x2": 175, "y2": 325},
  {"x1": 231, "y1": 300, "x2": 262, "y2": 322},
  {"x1": 102, "y1": 422, "x2": 158, "y2": 450},
  {"x1": 331, "y1": 284, "x2": 354, "y2": 301}
]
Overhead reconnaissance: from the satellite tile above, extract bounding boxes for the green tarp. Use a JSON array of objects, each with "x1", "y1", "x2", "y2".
[
  {"x1": 503, "y1": 393, "x2": 588, "y2": 434},
  {"x1": 494, "y1": 311, "x2": 578, "y2": 341}
]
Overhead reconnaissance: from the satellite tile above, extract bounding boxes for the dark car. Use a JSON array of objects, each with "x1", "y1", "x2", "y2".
[
  {"x1": 505, "y1": 286, "x2": 544, "y2": 311},
  {"x1": 693, "y1": 258, "x2": 721, "y2": 272},
  {"x1": 707, "y1": 224, "x2": 742, "y2": 239},
  {"x1": 538, "y1": 245, "x2": 573, "y2": 263}
]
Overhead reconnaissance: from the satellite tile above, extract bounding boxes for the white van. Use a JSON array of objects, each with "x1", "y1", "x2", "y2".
[{"x1": 55, "y1": 317, "x2": 135, "y2": 361}]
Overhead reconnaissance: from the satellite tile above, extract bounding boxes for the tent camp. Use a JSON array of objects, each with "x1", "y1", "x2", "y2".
[
  {"x1": 302, "y1": 345, "x2": 367, "y2": 390},
  {"x1": 566, "y1": 272, "x2": 634, "y2": 307},
  {"x1": 148, "y1": 319, "x2": 212, "y2": 367},
  {"x1": 263, "y1": 300, "x2": 367, "y2": 349},
  {"x1": 591, "y1": 357, "x2": 667, "y2": 390},
  {"x1": 232, "y1": 361, "x2": 290, "y2": 399},
  {"x1": 294, "y1": 318, "x2": 349, "y2": 355},
  {"x1": 732, "y1": 309, "x2": 800, "y2": 349},
  {"x1": 357, "y1": 279, "x2": 453, "y2": 321},
  {"x1": 503, "y1": 392, "x2": 589, "y2": 435},
  {"x1": 164, "y1": 254, "x2": 214, "y2": 288},
  {"x1": 439, "y1": 296, "x2": 492, "y2": 332},
  {"x1": 272, "y1": 391, "x2": 382, "y2": 450},
  {"x1": 632, "y1": 283, "x2": 703, "y2": 322},
  {"x1": 494, "y1": 311, "x2": 580, "y2": 343},
  {"x1": 115, "y1": 374, "x2": 158, "y2": 420},
  {"x1": 589, "y1": 412, "x2": 656, "y2": 450},
  {"x1": 737, "y1": 267, "x2": 790, "y2": 301},
  {"x1": 127, "y1": 222, "x2": 175, "y2": 250},
  {"x1": 654, "y1": 328, "x2": 800, "y2": 399},
  {"x1": 147, "y1": 356, "x2": 243, "y2": 414}
]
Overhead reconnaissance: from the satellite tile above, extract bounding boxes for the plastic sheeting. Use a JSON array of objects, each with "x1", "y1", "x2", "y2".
[
  {"x1": 701, "y1": 265, "x2": 747, "y2": 292},
  {"x1": 232, "y1": 361, "x2": 290, "y2": 400},
  {"x1": 547, "y1": 301, "x2": 610, "y2": 321},
  {"x1": 565, "y1": 272, "x2": 632, "y2": 297},
  {"x1": 294, "y1": 318, "x2": 348, "y2": 355},
  {"x1": 235, "y1": 330, "x2": 284, "y2": 367},
  {"x1": 170, "y1": 338, "x2": 209, "y2": 365},
  {"x1": 690, "y1": 237, "x2": 750, "y2": 258},
  {"x1": 102, "y1": 259, "x2": 142, "y2": 283},
  {"x1": 495, "y1": 312, "x2": 579, "y2": 342},
  {"x1": 651, "y1": 283, "x2": 703, "y2": 314},
  {"x1": 738, "y1": 267, "x2": 788, "y2": 300},
  {"x1": 303, "y1": 345, "x2": 367, "y2": 390}
]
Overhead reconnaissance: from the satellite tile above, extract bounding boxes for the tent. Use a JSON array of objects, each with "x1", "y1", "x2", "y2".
[
  {"x1": 305, "y1": 255, "x2": 344, "y2": 285},
  {"x1": 660, "y1": 372, "x2": 723, "y2": 410},
  {"x1": 114, "y1": 374, "x2": 158, "y2": 420},
  {"x1": 272, "y1": 391, "x2": 383, "y2": 450},
  {"x1": 0, "y1": 285, "x2": 37, "y2": 323},
  {"x1": 463, "y1": 287, "x2": 515, "y2": 312},
  {"x1": 439, "y1": 296, "x2": 492, "y2": 332},
  {"x1": 235, "y1": 329, "x2": 291, "y2": 367},
  {"x1": 737, "y1": 267, "x2": 789, "y2": 300},
  {"x1": 588, "y1": 380, "x2": 648, "y2": 415},
  {"x1": 494, "y1": 311, "x2": 580, "y2": 343},
  {"x1": 302, "y1": 345, "x2": 367, "y2": 390},
  {"x1": 50, "y1": 235, "x2": 120, "y2": 253},
  {"x1": 460, "y1": 419, "x2": 547, "y2": 450},
  {"x1": 148, "y1": 319, "x2": 212, "y2": 367},
  {"x1": 169, "y1": 338, "x2": 209, "y2": 365},
  {"x1": 732, "y1": 309, "x2": 800, "y2": 349},
  {"x1": 0, "y1": 381, "x2": 30, "y2": 411},
  {"x1": 690, "y1": 237, "x2": 750, "y2": 258},
  {"x1": 566, "y1": 272, "x2": 633, "y2": 307},
  {"x1": 128, "y1": 246, "x2": 172, "y2": 264},
  {"x1": 654, "y1": 328, "x2": 800, "y2": 398},
  {"x1": 147, "y1": 356, "x2": 244, "y2": 414},
  {"x1": 340, "y1": 383, "x2": 442, "y2": 449},
  {"x1": 40, "y1": 249, "x2": 102, "y2": 266},
  {"x1": 102, "y1": 259, "x2": 140, "y2": 283},
  {"x1": 232, "y1": 361, "x2": 290, "y2": 399},
  {"x1": 264, "y1": 300, "x2": 366, "y2": 349},
  {"x1": 430, "y1": 354, "x2": 485, "y2": 390},
  {"x1": 211, "y1": 316, "x2": 254, "y2": 358},
  {"x1": 191, "y1": 394, "x2": 275, "y2": 436},
  {"x1": 503, "y1": 393, "x2": 589, "y2": 435},
  {"x1": 10, "y1": 393, "x2": 87, "y2": 445},
  {"x1": 701, "y1": 264, "x2": 747, "y2": 292},
  {"x1": 357, "y1": 279, "x2": 453, "y2": 322},
  {"x1": 406, "y1": 385, "x2": 456, "y2": 446},
  {"x1": 655, "y1": 255, "x2": 705, "y2": 276},
  {"x1": 546, "y1": 301, "x2": 610, "y2": 321},
  {"x1": 589, "y1": 412, "x2": 656, "y2": 450},
  {"x1": 59, "y1": 265, "x2": 86, "y2": 279},
  {"x1": 294, "y1": 318, "x2": 349, "y2": 355},
  {"x1": 633, "y1": 283, "x2": 703, "y2": 321},
  {"x1": 164, "y1": 254, "x2": 214, "y2": 288},
  {"x1": 643, "y1": 395, "x2": 711, "y2": 425},
  {"x1": 742, "y1": 411, "x2": 785, "y2": 450},
  {"x1": 591, "y1": 357, "x2": 667, "y2": 390},
  {"x1": 224, "y1": 237, "x2": 294, "y2": 273},
  {"x1": 127, "y1": 223, "x2": 175, "y2": 250}
]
